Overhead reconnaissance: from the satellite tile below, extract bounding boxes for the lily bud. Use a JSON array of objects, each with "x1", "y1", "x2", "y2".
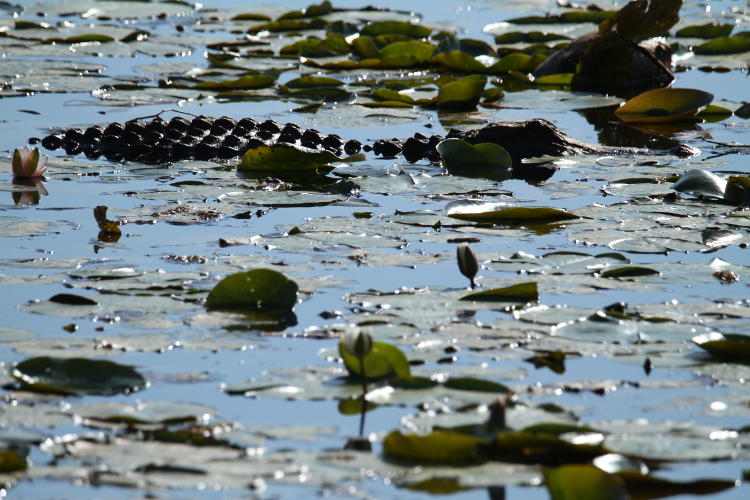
[
  {"x1": 11, "y1": 146, "x2": 48, "y2": 179},
  {"x1": 341, "y1": 330, "x2": 373, "y2": 358},
  {"x1": 456, "y1": 243, "x2": 479, "y2": 289}
]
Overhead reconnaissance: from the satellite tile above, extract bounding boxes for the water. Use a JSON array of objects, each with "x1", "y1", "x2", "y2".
[{"x1": 2, "y1": 0, "x2": 750, "y2": 498}]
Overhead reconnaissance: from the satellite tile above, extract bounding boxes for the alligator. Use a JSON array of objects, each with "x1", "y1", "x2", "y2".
[{"x1": 34, "y1": 114, "x2": 693, "y2": 183}]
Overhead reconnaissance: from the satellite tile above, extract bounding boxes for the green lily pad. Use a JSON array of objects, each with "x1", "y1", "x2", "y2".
[
  {"x1": 379, "y1": 40, "x2": 436, "y2": 66},
  {"x1": 615, "y1": 88, "x2": 714, "y2": 123},
  {"x1": 600, "y1": 266, "x2": 660, "y2": 278},
  {"x1": 437, "y1": 139, "x2": 512, "y2": 175},
  {"x1": 495, "y1": 31, "x2": 569, "y2": 44},
  {"x1": 383, "y1": 430, "x2": 488, "y2": 464},
  {"x1": 0, "y1": 449, "x2": 27, "y2": 472},
  {"x1": 460, "y1": 282, "x2": 538, "y2": 303},
  {"x1": 446, "y1": 201, "x2": 579, "y2": 224},
  {"x1": 361, "y1": 21, "x2": 431, "y2": 39},
  {"x1": 238, "y1": 144, "x2": 345, "y2": 172},
  {"x1": 433, "y1": 50, "x2": 487, "y2": 72},
  {"x1": 285, "y1": 76, "x2": 343, "y2": 88},
  {"x1": 544, "y1": 464, "x2": 628, "y2": 500},
  {"x1": 11, "y1": 357, "x2": 146, "y2": 396},
  {"x1": 193, "y1": 74, "x2": 276, "y2": 90},
  {"x1": 694, "y1": 33, "x2": 750, "y2": 55},
  {"x1": 437, "y1": 74, "x2": 486, "y2": 111},
  {"x1": 508, "y1": 11, "x2": 615, "y2": 25},
  {"x1": 442, "y1": 377, "x2": 510, "y2": 393},
  {"x1": 205, "y1": 269, "x2": 298, "y2": 312},
  {"x1": 492, "y1": 431, "x2": 605, "y2": 465},
  {"x1": 372, "y1": 88, "x2": 415, "y2": 103},
  {"x1": 693, "y1": 332, "x2": 750, "y2": 363},
  {"x1": 339, "y1": 340, "x2": 410, "y2": 380},
  {"x1": 676, "y1": 23, "x2": 734, "y2": 39}
]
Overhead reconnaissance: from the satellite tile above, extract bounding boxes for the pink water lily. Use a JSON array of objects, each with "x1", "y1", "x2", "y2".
[{"x1": 11, "y1": 146, "x2": 48, "y2": 178}]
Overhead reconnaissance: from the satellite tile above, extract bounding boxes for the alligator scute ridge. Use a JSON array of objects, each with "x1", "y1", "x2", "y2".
[{"x1": 35, "y1": 114, "x2": 644, "y2": 182}]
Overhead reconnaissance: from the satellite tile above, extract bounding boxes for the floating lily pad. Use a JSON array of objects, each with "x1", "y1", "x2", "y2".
[
  {"x1": 676, "y1": 23, "x2": 734, "y2": 39},
  {"x1": 615, "y1": 88, "x2": 714, "y2": 123},
  {"x1": 544, "y1": 464, "x2": 628, "y2": 500},
  {"x1": 672, "y1": 169, "x2": 727, "y2": 198},
  {"x1": 437, "y1": 139, "x2": 512, "y2": 175},
  {"x1": 437, "y1": 74, "x2": 486, "y2": 111},
  {"x1": 600, "y1": 266, "x2": 660, "y2": 279},
  {"x1": 339, "y1": 340, "x2": 410, "y2": 380},
  {"x1": 693, "y1": 332, "x2": 750, "y2": 363},
  {"x1": 193, "y1": 75, "x2": 276, "y2": 90},
  {"x1": 694, "y1": 34, "x2": 750, "y2": 55},
  {"x1": 238, "y1": 144, "x2": 346, "y2": 172},
  {"x1": 11, "y1": 357, "x2": 146, "y2": 396},
  {"x1": 446, "y1": 201, "x2": 579, "y2": 224},
  {"x1": 205, "y1": 269, "x2": 298, "y2": 312},
  {"x1": 460, "y1": 282, "x2": 538, "y2": 303},
  {"x1": 383, "y1": 430, "x2": 488, "y2": 464}
]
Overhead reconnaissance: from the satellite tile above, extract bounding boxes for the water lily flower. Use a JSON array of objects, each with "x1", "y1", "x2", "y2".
[
  {"x1": 341, "y1": 330, "x2": 373, "y2": 359},
  {"x1": 11, "y1": 146, "x2": 48, "y2": 179},
  {"x1": 456, "y1": 243, "x2": 479, "y2": 289}
]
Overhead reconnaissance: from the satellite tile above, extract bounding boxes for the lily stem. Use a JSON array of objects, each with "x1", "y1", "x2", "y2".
[{"x1": 358, "y1": 354, "x2": 367, "y2": 437}]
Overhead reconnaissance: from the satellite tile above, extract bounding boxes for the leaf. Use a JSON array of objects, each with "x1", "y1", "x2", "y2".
[
  {"x1": 0, "y1": 450, "x2": 27, "y2": 472},
  {"x1": 379, "y1": 40, "x2": 436, "y2": 66},
  {"x1": 193, "y1": 75, "x2": 276, "y2": 90},
  {"x1": 672, "y1": 169, "x2": 727, "y2": 198},
  {"x1": 617, "y1": 471, "x2": 736, "y2": 498},
  {"x1": 600, "y1": 266, "x2": 660, "y2": 278},
  {"x1": 338, "y1": 340, "x2": 410, "y2": 380},
  {"x1": 492, "y1": 431, "x2": 605, "y2": 464},
  {"x1": 693, "y1": 332, "x2": 750, "y2": 363},
  {"x1": 694, "y1": 34, "x2": 750, "y2": 55},
  {"x1": 508, "y1": 11, "x2": 615, "y2": 25},
  {"x1": 437, "y1": 139, "x2": 512, "y2": 175},
  {"x1": 11, "y1": 357, "x2": 146, "y2": 396},
  {"x1": 285, "y1": 76, "x2": 343, "y2": 88},
  {"x1": 598, "y1": 0, "x2": 681, "y2": 40},
  {"x1": 523, "y1": 423, "x2": 600, "y2": 436},
  {"x1": 372, "y1": 88, "x2": 415, "y2": 104},
  {"x1": 615, "y1": 88, "x2": 714, "y2": 124},
  {"x1": 64, "y1": 34, "x2": 115, "y2": 43},
  {"x1": 675, "y1": 23, "x2": 734, "y2": 39},
  {"x1": 205, "y1": 269, "x2": 298, "y2": 311},
  {"x1": 361, "y1": 21, "x2": 431, "y2": 39},
  {"x1": 433, "y1": 50, "x2": 486, "y2": 72},
  {"x1": 437, "y1": 74, "x2": 487, "y2": 111},
  {"x1": 725, "y1": 176, "x2": 750, "y2": 205},
  {"x1": 405, "y1": 477, "x2": 470, "y2": 494},
  {"x1": 495, "y1": 31, "x2": 569, "y2": 44},
  {"x1": 460, "y1": 282, "x2": 539, "y2": 303},
  {"x1": 488, "y1": 52, "x2": 536, "y2": 74},
  {"x1": 525, "y1": 351, "x2": 566, "y2": 374},
  {"x1": 442, "y1": 377, "x2": 511, "y2": 393},
  {"x1": 383, "y1": 430, "x2": 488, "y2": 464},
  {"x1": 49, "y1": 293, "x2": 98, "y2": 306},
  {"x1": 338, "y1": 396, "x2": 377, "y2": 415},
  {"x1": 544, "y1": 465, "x2": 629, "y2": 500},
  {"x1": 446, "y1": 202, "x2": 579, "y2": 223},
  {"x1": 238, "y1": 144, "x2": 343, "y2": 172}
]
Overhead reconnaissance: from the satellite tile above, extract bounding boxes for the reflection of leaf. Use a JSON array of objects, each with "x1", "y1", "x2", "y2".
[
  {"x1": 615, "y1": 88, "x2": 714, "y2": 124},
  {"x1": 339, "y1": 340, "x2": 410, "y2": 380},
  {"x1": 11, "y1": 357, "x2": 146, "y2": 396},
  {"x1": 460, "y1": 282, "x2": 538, "y2": 303},
  {"x1": 205, "y1": 269, "x2": 298, "y2": 311},
  {"x1": 544, "y1": 464, "x2": 628, "y2": 500}
]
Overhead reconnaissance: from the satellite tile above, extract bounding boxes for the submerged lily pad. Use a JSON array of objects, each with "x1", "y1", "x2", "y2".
[{"x1": 11, "y1": 357, "x2": 146, "y2": 396}]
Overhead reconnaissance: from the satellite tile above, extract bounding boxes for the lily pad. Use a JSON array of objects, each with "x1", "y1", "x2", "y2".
[
  {"x1": 205, "y1": 269, "x2": 298, "y2": 312},
  {"x1": 437, "y1": 139, "x2": 512, "y2": 175},
  {"x1": 693, "y1": 332, "x2": 750, "y2": 363},
  {"x1": 383, "y1": 430, "x2": 488, "y2": 464},
  {"x1": 544, "y1": 464, "x2": 628, "y2": 500},
  {"x1": 446, "y1": 201, "x2": 579, "y2": 224},
  {"x1": 694, "y1": 34, "x2": 750, "y2": 55},
  {"x1": 615, "y1": 88, "x2": 714, "y2": 123},
  {"x1": 460, "y1": 282, "x2": 538, "y2": 303},
  {"x1": 672, "y1": 169, "x2": 727, "y2": 198},
  {"x1": 11, "y1": 357, "x2": 146, "y2": 396},
  {"x1": 238, "y1": 144, "x2": 347, "y2": 172},
  {"x1": 339, "y1": 340, "x2": 410, "y2": 380},
  {"x1": 437, "y1": 74, "x2": 486, "y2": 111}
]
